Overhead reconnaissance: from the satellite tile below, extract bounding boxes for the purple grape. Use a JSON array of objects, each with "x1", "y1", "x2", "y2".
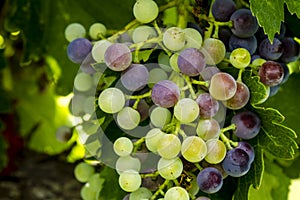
[
  {"x1": 200, "y1": 66, "x2": 221, "y2": 81},
  {"x1": 237, "y1": 141, "x2": 255, "y2": 163},
  {"x1": 104, "y1": 43, "x2": 132, "y2": 71},
  {"x1": 212, "y1": 0, "x2": 236, "y2": 22},
  {"x1": 218, "y1": 27, "x2": 232, "y2": 49},
  {"x1": 187, "y1": 22, "x2": 204, "y2": 37},
  {"x1": 231, "y1": 110, "x2": 261, "y2": 140},
  {"x1": 229, "y1": 35, "x2": 257, "y2": 55},
  {"x1": 151, "y1": 80, "x2": 180, "y2": 108},
  {"x1": 121, "y1": 64, "x2": 149, "y2": 91},
  {"x1": 259, "y1": 38, "x2": 283, "y2": 60},
  {"x1": 230, "y1": 9, "x2": 259, "y2": 38},
  {"x1": 197, "y1": 167, "x2": 223, "y2": 194},
  {"x1": 259, "y1": 61, "x2": 284, "y2": 86},
  {"x1": 280, "y1": 37, "x2": 300, "y2": 63},
  {"x1": 269, "y1": 85, "x2": 280, "y2": 97},
  {"x1": 67, "y1": 38, "x2": 92, "y2": 64},
  {"x1": 222, "y1": 148, "x2": 251, "y2": 177},
  {"x1": 224, "y1": 81, "x2": 250, "y2": 110},
  {"x1": 280, "y1": 63, "x2": 290, "y2": 84},
  {"x1": 196, "y1": 93, "x2": 219, "y2": 118},
  {"x1": 178, "y1": 48, "x2": 206, "y2": 76}
]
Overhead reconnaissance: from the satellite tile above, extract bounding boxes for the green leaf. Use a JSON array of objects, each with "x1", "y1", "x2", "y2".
[
  {"x1": 132, "y1": 49, "x2": 154, "y2": 62},
  {"x1": 242, "y1": 70, "x2": 268, "y2": 106},
  {"x1": 250, "y1": 0, "x2": 284, "y2": 42},
  {"x1": 98, "y1": 166, "x2": 127, "y2": 200},
  {"x1": 285, "y1": 0, "x2": 300, "y2": 19}
]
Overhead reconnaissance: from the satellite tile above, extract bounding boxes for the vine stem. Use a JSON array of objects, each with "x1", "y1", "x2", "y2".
[
  {"x1": 182, "y1": 75, "x2": 197, "y2": 99},
  {"x1": 220, "y1": 124, "x2": 237, "y2": 150},
  {"x1": 133, "y1": 137, "x2": 145, "y2": 153},
  {"x1": 140, "y1": 171, "x2": 159, "y2": 178},
  {"x1": 126, "y1": 90, "x2": 152, "y2": 99},
  {"x1": 191, "y1": 79, "x2": 209, "y2": 88},
  {"x1": 151, "y1": 180, "x2": 170, "y2": 200}
]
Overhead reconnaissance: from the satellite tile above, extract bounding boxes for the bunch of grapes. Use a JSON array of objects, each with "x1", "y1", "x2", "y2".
[{"x1": 62, "y1": 0, "x2": 298, "y2": 199}]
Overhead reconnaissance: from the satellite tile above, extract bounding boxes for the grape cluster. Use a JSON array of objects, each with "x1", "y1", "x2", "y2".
[{"x1": 63, "y1": 0, "x2": 298, "y2": 199}]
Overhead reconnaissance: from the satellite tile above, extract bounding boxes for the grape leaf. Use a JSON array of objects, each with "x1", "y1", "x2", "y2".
[{"x1": 285, "y1": 0, "x2": 300, "y2": 19}]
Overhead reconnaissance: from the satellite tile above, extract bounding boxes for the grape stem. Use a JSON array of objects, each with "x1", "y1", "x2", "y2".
[
  {"x1": 182, "y1": 75, "x2": 197, "y2": 99},
  {"x1": 194, "y1": 163, "x2": 203, "y2": 171},
  {"x1": 190, "y1": 79, "x2": 209, "y2": 88},
  {"x1": 151, "y1": 180, "x2": 170, "y2": 199},
  {"x1": 140, "y1": 171, "x2": 159, "y2": 178},
  {"x1": 220, "y1": 124, "x2": 237, "y2": 150},
  {"x1": 127, "y1": 90, "x2": 152, "y2": 99},
  {"x1": 237, "y1": 68, "x2": 244, "y2": 82},
  {"x1": 133, "y1": 137, "x2": 145, "y2": 153}
]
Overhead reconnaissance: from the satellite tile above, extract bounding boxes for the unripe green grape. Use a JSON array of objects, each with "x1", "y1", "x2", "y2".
[
  {"x1": 205, "y1": 139, "x2": 227, "y2": 164},
  {"x1": 157, "y1": 157, "x2": 183, "y2": 180},
  {"x1": 89, "y1": 22, "x2": 107, "y2": 40},
  {"x1": 88, "y1": 173, "x2": 105, "y2": 192},
  {"x1": 196, "y1": 118, "x2": 221, "y2": 141},
  {"x1": 252, "y1": 57, "x2": 266, "y2": 67},
  {"x1": 133, "y1": 0, "x2": 159, "y2": 23},
  {"x1": 80, "y1": 182, "x2": 99, "y2": 200},
  {"x1": 183, "y1": 28, "x2": 203, "y2": 49},
  {"x1": 163, "y1": 27, "x2": 186, "y2": 51},
  {"x1": 113, "y1": 137, "x2": 134, "y2": 157},
  {"x1": 74, "y1": 72, "x2": 93, "y2": 92},
  {"x1": 65, "y1": 22, "x2": 86, "y2": 42},
  {"x1": 150, "y1": 106, "x2": 172, "y2": 128},
  {"x1": 92, "y1": 40, "x2": 112, "y2": 63},
  {"x1": 157, "y1": 134, "x2": 181, "y2": 159},
  {"x1": 158, "y1": 51, "x2": 172, "y2": 72},
  {"x1": 98, "y1": 88, "x2": 125, "y2": 114},
  {"x1": 148, "y1": 68, "x2": 168, "y2": 88},
  {"x1": 117, "y1": 107, "x2": 141, "y2": 130},
  {"x1": 116, "y1": 155, "x2": 141, "y2": 174},
  {"x1": 145, "y1": 128, "x2": 166, "y2": 153},
  {"x1": 230, "y1": 48, "x2": 251, "y2": 69},
  {"x1": 170, "y1": 53, "x2": 180, "y2": 72},
  {"x1": 129, "y1": 187, "x2": 152, "y2": 200},
  {"x1": 174, "y1": 98, "x2": 199, "y2": 123},
  {"x1": 74, "y1": 162, "x2": 95, "y2": 183},
  {"x1": 181, "y1": 136, "x2": 207, "y2": 163},
  {"x1": 164, "y1": 186, "x2": 190, "y2": 200},
  {"x1": 132, "y1": 25, "x2": 157, "y2": 48},
  {"x1": 119, "y1": 170, "x2": 142, "y2": 192}
]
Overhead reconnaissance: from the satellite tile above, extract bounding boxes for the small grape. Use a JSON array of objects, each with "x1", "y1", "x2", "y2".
[
  {"x1": 65, "y1": 23, "x2": 86, "y2": 42},
  {"x1": 145, "y1": 128, "x2": 166, "y2": 153},
  {"x1": 237, "y1": 141, "x2": 255, "y2": 163},
  {"x1": 133, "y1": 0, "x2": 159, "y2": 23},
  {"x1": 181, "y1": 136, "x2": 207, "y2": 163},
  {"x1": 132, "y1": 25, "x2": 157, "y2": 48},
  {"x1": 113, "y1": 137, "x2": 134, "y2": 157},
  {"x1": 104, "y1": 43, "x2": 132, "y2": 71},
  {"x1": 157, "y1": 134, "x2": 181, "y2": 159},
  {"x1": 91, "y1": 40, "x2": 112, "y2": 63},
  {"x1": 169, "y1": 53, "x2": 180, "y2": 72},
  {"x1": 259, "y1": 61, "x2": 284, "y2": 86},
  {"x1": 163, "y1": 27, "x2": 186, "y2": 51},
  {"x1": 177, "y1": 48, "x2": 206, "y2": 76},
  {"x1": 183, "y1": 28, "x2": 203, "y2": 49},
  {"x1": 205, "y1": 139, "x2": 227, "y2": 164},
  {"x1": 119, "y1": 170, "x2": 142, "y2": 192},
  {"x1": 129, "y1": 187, "x2": 152, "y2": 200},
  {"x1": 212, "y1": 0, "x2": 237, "y2": 22},
  {"x1": 74, "y1": 162, "x2": 95, "y2": 183},
  {"x1": 223, "y1": 81, "x2": 250, "y2": 110},
  {"x1": 148, "y1": 68, "x2": 168, "y2": 87},
  {"x1": 200, "y1": 66, "x2": 221, "y2": 81},
  {"x1": 151, "y1": 80, "x2": 180, "y2": 108},
  {"x1": 89, "y1": 22, "x2": 107, "y2": 40},
  {"x1": 67, "y1": 38, "x2": 92, "y2": 64},
  {"x1": 74, "y1": 72, "x2": 93, "y2": 92},
  {"x1": 88, "y1": 173, "x2": 105, "y2": 192},
  {"x1": 150, "y1": 106, "x2": 172, "y2": 128},
  {"x1": 201, "y1": 38, "x2": 226, "y2": 65},
  {"x1": 259, "y1": 38, "x2": 283, "y2": 60},
  {"x1": 196, "y1": 118, "x2": 221, "y2": 141},
  {"x1": 80, "y1": 182, "x2": 99, "y2": 200},
  {"x1": 164, "y1": 186, "x2": 190, "y2": 200},
  {"x1": 157, "y1": 157, "x2": 183, "y2": 180},
  {"x1": 231, "y1": 110, "x2": 261, "y2": 140},
  {"x1": 196, "y1": 93, "x2": 219, "y2": 118},
  {"x1": 229, "y1": 48, "x2": 251, "y2": 69},
  {"x1": 197, "y1": 167, "x2": 223, "y2": 194},
  {"x1": 98, "y1": 88, "x2": 125, "y2": 114},
  {"x1": 229, "y1": 35, "x2": 257, "y2": 55},
  {"x1": 280, "y1": 37, "x2": 300, "y2": 63},
  {"x1": 117, "y1": 107, "x2": 140, "y2": 130},
  {"x1": 116, "y1": 155, "x2": 141, "y2": 174},
  {"x1": 174, "y1": 98, "x2": 200, "y2": 123},
  {"x1": 121, "y1": 64, "x2": 149, "y2": 91},
  {"x1": 209, "y1": 72, "x2": 237, "y2": 101}
]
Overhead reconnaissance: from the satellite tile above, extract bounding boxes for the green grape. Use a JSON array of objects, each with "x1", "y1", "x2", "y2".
[
  {"x1": 74, "y1": 72, "x2": 93, "y2": 92},
  {"x1": 80, "y1": 182, "x2": 99, "y2": 200},
  {"x1": 251, "y1": 57, "x2": 266, "y2": 67},
  {"x1": 157, "y1": 134, "x2": 181, "y2": 159},
  {"x1": 132, "y1": 25, "x2": 157, "y2": 48},
  {"x1": 158, "y1": 51, "x2": 172, "y2": 72},
  {"x1": 157, "y1": 157, "x2": 183, "y2": 180},
  {"x1": 163, "y1": 27, "x2": 186, "y2": 51},
  {"x1": 230, "y1": 48, "x2": 251, "y2": 69},
  {"x1": 117, "y1": 107, "x2": 141, "y2": 130},
  {"x1": 65, "y1": 22, "x2": 86, "y2": 42},
  {"x1": 91, "y1": 39, "x2": 112, "y2": 63},
  {"x1": 169, "y1": 53, "x2": 180, "y2": 72},
  {"x1": 174, "y1": 98, "x2": 199, "y2": 123},
  {"x1": 133, "y1": 0, "x2": 159, "y2": 23},
  {"x1": 129, "y1": 187, "x2": 152, "y2": 200},
  {"x1": 209, "y1": 72, "x2": 237, "y2": 101},
  {"x1": 113, "y1": 137, "x2": 134, "y2": 157},
  {"x1": 119, "y1": 170, "x2": 142, "y2": 192},
  {"x1": 181, "y1": 136, "x2": 207, "y2": 163},
  {"x1": 98, "y1": 88, "x2": 125, "y2": 114},
  {"x1": 116, "y1": 155, "x2": 141, "y2": 174},
  {"x1": 83, "y1": 96, "x2": 95, "y2": 115},
  {"x1": 196, "y1": 118, "x2": 221, "y2": 141},
  {"x1": 164, "y1": 186, "x2": 190, "y2": 200},
  {"x1": 201, "y1": 38, "x2": 226, "y2": 65},
  {"x1": 205, "y1": 139, "x2": 227, "y2": 164},
  {"x1": 88, "y1": 173, "x2": 105, "y2": 192},
  {"x1": 183, "y1": 28, "x2": 203, "y2": 49},
  {"x1": 150, "y1": 106, "x2": 172, "y2": 128},
  {"x1": 145, "y1": 128, "x2": 166, "y2": 153},
  {"x1": 89, "y1": 22, "x2": 107, "y2": 40},
  {"x1": 148, "y1": 68, "x2": 168, "y2": 88},
  {"x1": 74, "y1": 162, "x2": 95, "y2": 183}
]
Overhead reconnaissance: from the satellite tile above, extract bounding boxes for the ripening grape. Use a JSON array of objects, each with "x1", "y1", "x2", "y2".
[
  {"x1": 133, "y1": 0, "x2": 159, "y2": 23},
  {"x1": 181, "y1": 136, "x2": 207, "y2": 163},
  {"x1": 231, "y1": 110, "x2": 261, "y2": 140},
  {"x1": 116, "y1": 155, "x2": 141, "y2": 174},
  {"x1": 201, "y1": 38, "x2": 226, "y2": 65},
  {"x1": 196, "y1": 93, "x2": 219, "y2": 118},
  {"x1": 89, "y1": 22, "x2": 107, "y2": 40},
  {"x1": 259, "y1": 61, "x2": 284, "y2": 86},
  {"x1": 117, "y1": 107, "x2": 141, "y2": 130},
  {"x1": 113, "y1": 137, "x2": 134, "y2": 157},
  {"x1": 157, "y1": 134, "x2": 181, "y2": 159},
  {"x1": 151, "y1": 80, "x2": 180, "y2": 108},
  {"x1": 196, "y1": 118, "x2": 221, "y2": 141},
  {"x1": 212, "y1": 0, "x2": 236, "y2": 22},
  {"x1": 74, "y1": 162, "x2": 95, "y2": 183},
  {"x1": 197, "y1": 167, "x2": 223, "y2": 194},
  {"x1": 121, "y1": 64, "x2": 149, "y2": 91},
  {"x1": 119, "y1": 170, "x2": 142, "y2": 192},
  {"x1": 104, "y1": 43, "x2": 132, "y2": 71},
  {"x1": 150, "y1": 106, "x2": 172, "y2": 128},
  {"x1": 129, "y1": 187, "x2": 152, "y2": 200},
  {"x1": 164, "y1": 186, "x2": 190, "y2": 200},
  {"x1": 177, "y1": 48, "x2": 206, "y2": 76},
  {"x1": 183, "y1": 28, "x2": 203, "y2": 49},
  {"x1": 209, "y1": 72, "x2": 237, "y2": 101},
  {"x1": 163, "y1": 27, "x2": 186, "y2": 51},
  {"x1": 259, "y1": 38, "x2": 283, "y2": 60},
  {"x1": 157, "y1": 157, "x2": 183, "y2": 180},
  {"x1": 91, "y1": 40, "x2": 112, "y2": 63},
  {"x1": 229, "y1": 48, "x2": 251, "y2": 69},
  {"x1": 223, "y1": 81, "x2": 250, "y2": 110},
  {"x1": 145, "y1": 128, "x2": 166, "y2": 153},
  {"x1": 174, "y1": 98, "x2": 200, "y2": 123},
  {"x1": 98, "y1": 88, "x2": 125, "y2": 114},
  {"x1": 67, "y1": 38, "x2": 92, "y2": 64},
  {"x1": 74, "y1": 72, "x2": 93, "y2": 92},
  {"x1": 65, "y1": 23, "x2": 86, "y2": 42},
  {"x1": 205, "y1": 139, "x2": 227, "y2": 164}
]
